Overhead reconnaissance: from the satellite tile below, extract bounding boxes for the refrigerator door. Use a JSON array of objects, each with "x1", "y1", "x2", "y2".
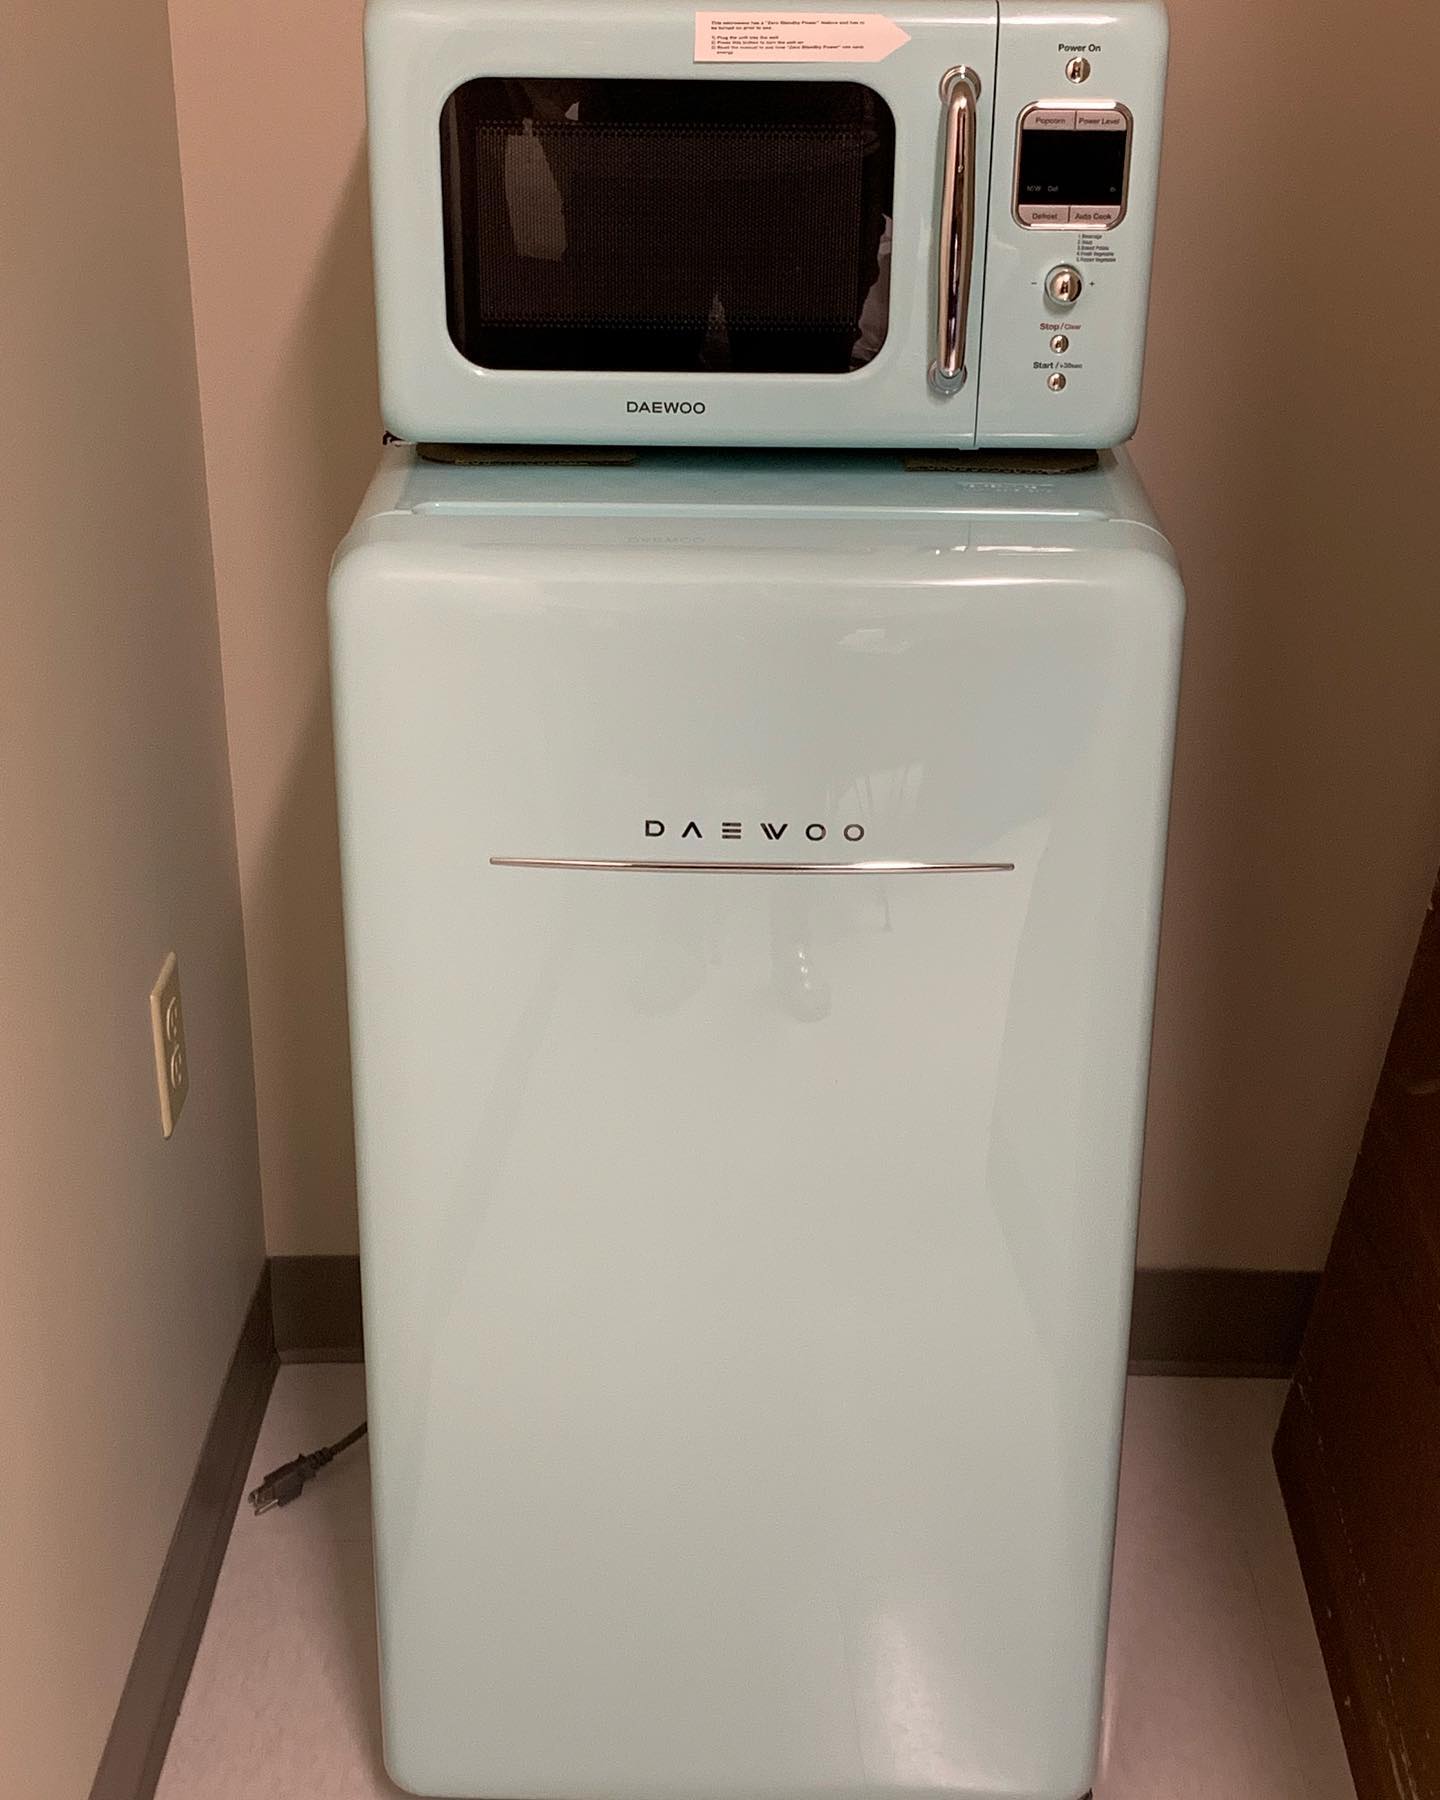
[{"x1": 331, "y1": 504, "x2": 1182, "y2": 1800}]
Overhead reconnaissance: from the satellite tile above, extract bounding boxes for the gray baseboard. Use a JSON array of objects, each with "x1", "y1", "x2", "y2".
[
  {"x1": 1128, "y1": 1267, "x2": 1320, "y2": 1376},
  {"x1": 270, "y1": 1254, "x2": 364, "y2": 1361},
  {"x1": 270, "y1": 1253, "x2": 1319, "y2": 1378},
  {"x1": 88, "y1": 1266, "x2": 276, "y2": 1800}
]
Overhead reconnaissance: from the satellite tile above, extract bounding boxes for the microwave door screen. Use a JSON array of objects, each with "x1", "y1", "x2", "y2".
[{"x1": 440, "y1": 78, "x2": 896, "y2": 374}]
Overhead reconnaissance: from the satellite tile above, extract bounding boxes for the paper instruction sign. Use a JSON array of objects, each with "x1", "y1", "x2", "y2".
[{"x1": 695, "y1": 12, "x2": 911, "y2": 61}]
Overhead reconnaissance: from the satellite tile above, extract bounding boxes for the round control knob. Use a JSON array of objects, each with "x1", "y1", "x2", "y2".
[{"x1": 1045, "y1": 265, "x2": 1084, "y2": 309}]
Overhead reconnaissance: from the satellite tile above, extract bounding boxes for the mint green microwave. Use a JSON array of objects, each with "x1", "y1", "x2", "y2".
[{"x1": 365, "y1": 0, "x2": 1168, "y2": 449}]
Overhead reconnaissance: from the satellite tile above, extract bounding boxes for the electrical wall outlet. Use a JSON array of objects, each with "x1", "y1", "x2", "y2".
[{"x1": 148, "y1": 951, "x2": 189, "y2": 1138}]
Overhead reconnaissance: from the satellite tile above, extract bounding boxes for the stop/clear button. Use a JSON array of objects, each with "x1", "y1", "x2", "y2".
[{"x1": 1044, "y1": 264, "x2": 1084, "y2": 308}]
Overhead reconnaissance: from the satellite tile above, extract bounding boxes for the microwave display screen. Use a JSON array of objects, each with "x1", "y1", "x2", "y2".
[
  {"x1": 1015, "y1": 109, "x2": 1130, "y2": 226},
  {"x1": 439, "y1": 79, "x2": 896, "y2": 375}
]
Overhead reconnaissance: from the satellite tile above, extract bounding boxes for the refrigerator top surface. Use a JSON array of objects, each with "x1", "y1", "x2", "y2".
[{"x1": 348, "y1": 444, "x2": 1169, "y2": 537}]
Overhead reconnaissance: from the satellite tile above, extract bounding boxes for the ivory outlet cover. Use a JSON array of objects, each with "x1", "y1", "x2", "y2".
[{"x1": 148, "y1": 951, "x2": 189, "y2": 1138}]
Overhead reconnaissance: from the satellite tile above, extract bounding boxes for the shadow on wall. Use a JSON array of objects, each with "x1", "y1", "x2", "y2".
[
  {"x1": 1129, "y1": 0, "x2": 1440, "y2": 1268},
  {"x1": 289, "y1": 154, "x2": 385, "y2": 550},
  {"x1": 243, "y1": 151, "x2": 380, "y2": 1253}
]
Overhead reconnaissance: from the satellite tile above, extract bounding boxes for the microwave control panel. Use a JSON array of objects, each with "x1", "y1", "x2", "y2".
[
  {"x1": 976, "y1": 0, "x2": 1167, "y2": 448},
  {"x1": 1013, "y1": 104, "x2": 1133, "y2": 229}
]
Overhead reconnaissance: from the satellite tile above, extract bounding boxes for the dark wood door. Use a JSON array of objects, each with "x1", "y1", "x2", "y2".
[{"x1": 1275, "y1": 877, "x2": 1440, "y2": 1800}]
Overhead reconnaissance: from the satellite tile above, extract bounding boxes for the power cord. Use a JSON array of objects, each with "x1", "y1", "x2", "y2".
[{"x1": 248, "y1": 1421, "x2": 368, "y2": 1515}]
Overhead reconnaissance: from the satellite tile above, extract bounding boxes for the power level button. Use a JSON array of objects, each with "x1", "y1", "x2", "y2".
[{"x1": 1044, "y1": 264, "x2": 1084, "y2": 308}]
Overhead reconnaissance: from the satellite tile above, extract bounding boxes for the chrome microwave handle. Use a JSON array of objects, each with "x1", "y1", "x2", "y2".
[{"x1": 931, "y1": 66, "x2": 982, "y2": 394}]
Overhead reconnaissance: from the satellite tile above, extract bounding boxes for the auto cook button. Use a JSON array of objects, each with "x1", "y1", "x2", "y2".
[{"x1": 1070, "y1": 204, "x2": 1121, "y2": 226}]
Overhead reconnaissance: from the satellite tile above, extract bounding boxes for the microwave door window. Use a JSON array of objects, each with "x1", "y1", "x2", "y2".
[{"x1": 439, "y1": 78, "x2": 896, "y2": 374}]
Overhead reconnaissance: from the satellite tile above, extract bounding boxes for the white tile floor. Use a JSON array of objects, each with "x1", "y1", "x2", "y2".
[{"x1": 156, "y1": 1368, "x2": 1357, "y2": 1800}]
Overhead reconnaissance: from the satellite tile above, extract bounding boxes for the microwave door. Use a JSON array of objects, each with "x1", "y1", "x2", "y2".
[{"x1": 440, "y1": 76, "x2": 899, "y2": 378}]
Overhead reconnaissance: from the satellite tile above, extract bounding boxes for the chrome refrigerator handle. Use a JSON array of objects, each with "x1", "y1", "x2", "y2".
[{"x1": 931, "y1": 66, "x2": 982, "y2": 394}]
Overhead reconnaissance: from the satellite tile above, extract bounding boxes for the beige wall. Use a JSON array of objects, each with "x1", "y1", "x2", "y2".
[
  {"x1": 168, "y1": 0, "x2": 375, "y2": 1255},
  {"x1": 1128, "y1": 0, "x2": 1440, "y2": 1264},
  {"x1": 0, "y1": 1, "x2": 265, "y2": 1795},
  {"x1": 168, "y1": 0, "x2": 1440, "y2": 1269}
]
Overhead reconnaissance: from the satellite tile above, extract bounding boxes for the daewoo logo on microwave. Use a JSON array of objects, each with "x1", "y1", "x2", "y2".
[{"x1": 364, "y1": 0, "x2": 1169, "y2": 453}]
